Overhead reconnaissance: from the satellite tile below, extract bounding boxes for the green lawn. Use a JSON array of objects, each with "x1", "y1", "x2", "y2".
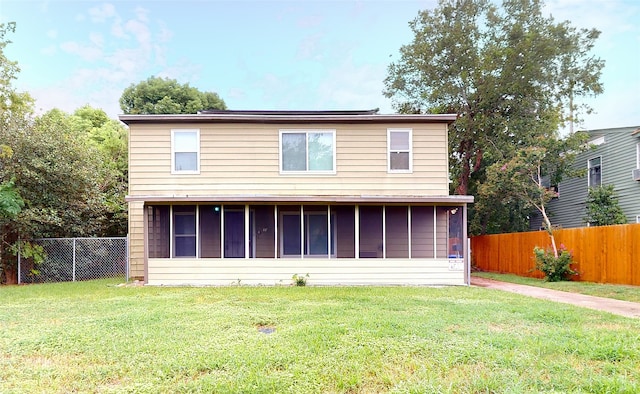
[
  {"x1": 1, "y1": 278, "x2": 639, "y2": 393},
  {"x1": 474, "y1": 271, "x2": 640, "y2": 303}
]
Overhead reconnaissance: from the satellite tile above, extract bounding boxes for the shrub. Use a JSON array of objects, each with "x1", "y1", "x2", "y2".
[
  {"x1": 533, "y1": 245, "x2": 577, "y2": 282},
  {"x1": 292, "y1": 273, "x2": 309, "y2": 286}
]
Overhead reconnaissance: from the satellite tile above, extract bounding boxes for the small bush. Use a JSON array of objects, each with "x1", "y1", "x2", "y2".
[
  {"x1": 533, "y1": 245, "x2": 577, "y2": 282},
  {"x1": 292, "y1": 273, "x2": 309, "y2": 286}
]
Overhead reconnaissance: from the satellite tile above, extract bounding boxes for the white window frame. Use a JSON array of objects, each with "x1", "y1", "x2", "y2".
[
  {"x1": 636, "y1": 142, "x2": 640, "y2": 169},
  {"x1": 387, "y1": 128, "x2": 413, "y2": 173},
  {"x1": 587, "y1": 156, "x2": 602, "y2": 188},
  {"x1": 171, "y1": 129, "x2": 200, "y2": 174},
  {"x1": 279, "y1": 129, "x2": 336, "y2": 175},
  {"x1": 279, "y1": 210, "x2": 336, "y2": 258}
]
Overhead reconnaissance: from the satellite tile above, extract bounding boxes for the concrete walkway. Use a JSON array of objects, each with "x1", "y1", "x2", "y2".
[{"x1": 471, "y1": 277, "x2": 640, "y2": 319}]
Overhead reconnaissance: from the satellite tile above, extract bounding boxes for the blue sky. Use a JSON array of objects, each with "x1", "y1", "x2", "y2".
[{"x1": 1, "y1": 0, "x2": 638, "y2": 131}]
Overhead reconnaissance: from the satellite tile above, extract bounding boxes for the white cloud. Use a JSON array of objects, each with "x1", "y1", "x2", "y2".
[
  {"x1": 89, "y1": 32, "x2": 104, "y2": 48},
  {"x1": 134, "y1": 6, "x2": 149, "y2": 23},
  {"x1": 124, "y1": 18, "x2": 151, "y2": 49},
  {"x1": 156, "y1": 60, "x2": 203, "y2": 84},
  {"x1": 296, "y1": 14, "x2": 323, "y2": 28},
  {"x1": 317, "y1": 57, "x2": 390, "y2": 112},
  {"x1": 41, "y1": 45, "x2": 56, "y2": 56},
  {"x1": 21, "y1": 3, "x2": 183, "y2": 119},
  {"x1": 88, "y1": 3, "x2": 117, "y2": 23},
  {"x1": 544, "y1": 0, "x2": 639, "y2": 41},
  {"x1": 227, "y1": 88, "x2": 246, "y2": 102},
  {"x1": 111, "y1": 19, "x2": 127, "y2": 39},
  {"x1": 59, "y1": 41, "x2": 103, "y2": 62},
  {"x1": 296, "y1": 33, "x2": 325, "y2": 61}
]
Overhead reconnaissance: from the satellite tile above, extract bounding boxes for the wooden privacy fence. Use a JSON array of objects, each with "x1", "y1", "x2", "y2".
[{"x1": 470, "y1": 223, "x2": 640, "y2": 286}]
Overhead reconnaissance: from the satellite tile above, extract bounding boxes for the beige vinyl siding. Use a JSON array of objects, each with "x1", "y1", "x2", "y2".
[
  {"x1": 128, "y1": 122, "x2": 449, "y2": 197},
  {"x1": 436, "y1": 207, "x2": 449, "y2": 258},
  {"x1": 128, "y1": 201, "x2": 145, "y2": 279},
  {"x1": 146, "y1": 258, "x2": 465, "y2": 286}
]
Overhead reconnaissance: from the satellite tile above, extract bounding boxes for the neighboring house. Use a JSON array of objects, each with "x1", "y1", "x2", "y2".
[
  {"x1": 531, "y1": 125, "x2": 640, "y2": 230},
  {"x1": 119, "y1": 109, "x2": 473, "y2": 286}
]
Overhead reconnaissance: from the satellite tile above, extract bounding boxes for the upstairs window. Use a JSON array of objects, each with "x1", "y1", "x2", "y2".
[
  {"x1": 280, "y1": 130, "x2": 335, "y2": 174},
  {"x1": 172, "y1": 129, "x2": 200, "y2": 174},
  {"x1": 588, "y1": 157, "x2": 601, "y2": 187},
  {"x1": 636, "y1": 142, "x2": 640, "y2": 169},
  {"x1": 388, "y1": 129, "x2": 412, "y2": 172}
]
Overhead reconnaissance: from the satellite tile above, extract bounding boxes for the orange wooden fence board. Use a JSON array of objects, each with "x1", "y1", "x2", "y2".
[{"x1": 471, "y1": 223, "x2": 640, "y2": 285}]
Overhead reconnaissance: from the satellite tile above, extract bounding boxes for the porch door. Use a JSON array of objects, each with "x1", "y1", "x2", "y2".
[{"x1": 224, "y1": 210, "x2": 244, "y2": 258}]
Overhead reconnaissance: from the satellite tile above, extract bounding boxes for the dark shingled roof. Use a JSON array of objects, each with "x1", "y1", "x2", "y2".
[{"x1": 198, "y1": 108, "x2": 380, "y2": 116}]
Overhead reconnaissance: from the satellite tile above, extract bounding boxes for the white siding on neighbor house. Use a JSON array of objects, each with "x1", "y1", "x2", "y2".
[
  {"x1": 146, "y1": 258, "x2": 466, "y2": 286},
  {"x1": 128, "y1": 122, "x2": 449, "y2": 198}
]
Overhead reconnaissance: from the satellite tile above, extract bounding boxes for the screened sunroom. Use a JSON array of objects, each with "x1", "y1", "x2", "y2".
[{"x1": 143, "y1": 198, "x2": 471, "y2": 286}]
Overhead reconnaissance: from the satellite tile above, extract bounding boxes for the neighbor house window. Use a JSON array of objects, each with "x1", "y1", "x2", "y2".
[
  {"x1": 588, "y1": 157, "x2": 601, "y2": 187},
  {"x1": 388, "y1": 129, "x2": 412, "y2": 172},
  {"x1": 280, "y1": 130, "x2": 335, "y2": 173},
  {"x1": 172, "y1": 129, "x2": 200, "y2": 173},
  {"x1": 636, "y1": 142, "x2": 640, "y2": 168}
]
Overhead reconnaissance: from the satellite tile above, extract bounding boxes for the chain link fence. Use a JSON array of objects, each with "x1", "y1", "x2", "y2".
[{"x1": 18, "y1": 237, "x2": 128, "y2": 284}]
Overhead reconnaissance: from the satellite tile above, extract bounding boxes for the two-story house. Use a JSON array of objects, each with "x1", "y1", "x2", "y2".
[
  {"x1": 120, "y1": 109, "x2": 473, "y2": 286},
  {"x1": 530, "y1": 125, "x2": 640, "y2": 229}
]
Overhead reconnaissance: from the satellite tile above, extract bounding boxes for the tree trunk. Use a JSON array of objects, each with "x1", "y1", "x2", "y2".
[
  {"x1": 455, "y1": 140, "x2": 473, "y2": 195},
  {"x1": 540, "y1": 203, "x2": 559, "y2": 258},
  {"x1": 4, "y1": 266, "x2": 17, "y2": 284}
]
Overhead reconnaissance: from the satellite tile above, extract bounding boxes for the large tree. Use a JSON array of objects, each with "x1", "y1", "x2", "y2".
[
  {"x1": 70, "y1": 105, "x2": 129, "y2": 236},
  {"x1": 0, "y1": 108, "x2": 115, "y2": 283},
  {"x1": 119, "y1": 76, "x2": 227, "y2": 114},
  {"x1": 384, "y1": 0, "x2": 604, "y2": 234},
  {"x1": 1, "y1": 22, "x2": 127, "y2": 283}
]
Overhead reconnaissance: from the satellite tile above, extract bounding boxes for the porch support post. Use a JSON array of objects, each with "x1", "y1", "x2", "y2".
[
  {"x1": 274, "y1": 204, "x2": 278, "y2": 259},
  {"x1": 142, "y1": 204, "x2": 148, "y2": 283},
  {"x1": 433, "y1": 206, "x2": 437, "y2": 259},
  {"x1": 382, "y1": 205, "x2": 386, "y2": 259},
  {"x1": 244, "y1": 204, "x2": 250, "y2": 259},
  {"x1": 300, "y1": 205, "x2": 304, "y2": 259},
  {"x1": 408, "y1": 206, "x2": 412, "y2": 259},
  {"x1": 220, "y1": 204, "x2": 225, "y2": 258},
  {"x1": 169, "y1": 205, "x2": 174, "y2": 259},
  {"x1": 463, "y1": 204, "x2": 470, "y2": 286},
  {"x1": 355, "y1": 205, "x2": 360, "y2": 259},
  {"x1": 327, "y1": 205, "x2": 331, "y2": 259},
  {"x1": 195, "y1": 205, "x2": 200, "y2": 258}
]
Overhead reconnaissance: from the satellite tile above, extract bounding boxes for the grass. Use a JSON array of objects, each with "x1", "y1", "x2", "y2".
[
  {"x1": 1, "y1": 278, "x2": 639, "y2": 393},
  {"x1": 474, "y1": 271, "x2": 640, "y2": 303}
]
